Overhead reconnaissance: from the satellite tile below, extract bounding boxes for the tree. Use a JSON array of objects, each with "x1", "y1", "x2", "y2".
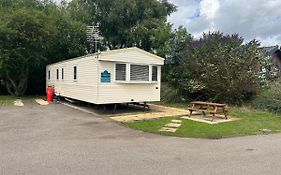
[
  {"x1": 71, "y1": 0, "x2": 176, "y2": 53},
  {"x1": 0, "y1": 9, "x2": 49, "y2": 96},
  {"x1": 163, "y1": 26, "x2": 192, "y2": 82},
  {"x1": 166, "y1": 32, "x2": 267, "y2": 103},
  {"x1": 0, "y1": 0, "x2": 178, "y2": 96},
  {"x1": 0, "y1": 0, "x2": 88, "y2": 96}
]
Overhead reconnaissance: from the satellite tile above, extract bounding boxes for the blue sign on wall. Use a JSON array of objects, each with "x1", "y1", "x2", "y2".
[{"x1": 101, "y1": 70, "x2": 111, "y2": 83}]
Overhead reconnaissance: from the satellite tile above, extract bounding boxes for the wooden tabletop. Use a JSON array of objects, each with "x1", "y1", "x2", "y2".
[{"x1": 191, "y1": 101, "x2": 227, "y2": 107}]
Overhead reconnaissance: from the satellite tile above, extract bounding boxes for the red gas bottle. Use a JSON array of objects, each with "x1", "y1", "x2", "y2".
[{"x1": 47, "y1": 87, "x2": 54, "y2": 102}]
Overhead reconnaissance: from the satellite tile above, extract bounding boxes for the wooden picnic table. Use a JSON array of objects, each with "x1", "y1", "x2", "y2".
[{"x1": 188, "y1": 101, "x2": 228, "y2": 121}]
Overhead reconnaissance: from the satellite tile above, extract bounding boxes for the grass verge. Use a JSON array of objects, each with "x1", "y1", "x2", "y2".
[
  {"x1": 126, "y1": 107, "x2": 281, "y2": 139},
  {"x1": 0, "y1": 95, "x2": 45, "y2": 106},
  {"x1": 0, "y1": 96, "x2": 15, "y2": 106}
]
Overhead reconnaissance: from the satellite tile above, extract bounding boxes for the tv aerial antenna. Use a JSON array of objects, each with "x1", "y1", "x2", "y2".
[{"x1": 87, "y1": 23, "x2": 103, "y2": 53}]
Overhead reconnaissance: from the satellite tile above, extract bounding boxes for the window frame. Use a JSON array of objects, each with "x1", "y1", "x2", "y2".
[
  {"x1": 56, "y1": 68, "x2": 59, "y2": 80},
  {"x1": 130, "y1": 64, "x2": 150, "y2": 82},
  {"x1": 114, "y1": 63, "x2": 127, "y2": 82},
  {"x1": 73, "y1": 65, "x2": 77, "y2": 81},
  {"x1": 151, "y1": 66, "x2": 158, "y2": 82},
  {"x1": 114, "y1": 63, "x2": 159, "y2": 83},
  {"x1": 48, "y1": 70, "x2": 51, "y2": 81},
  {"x1": 61, "y1": 68, "x2": 64, "y2": 80}
]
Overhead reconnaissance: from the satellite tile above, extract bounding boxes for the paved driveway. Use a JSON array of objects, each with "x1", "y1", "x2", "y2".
[{"x1": 1, "y1": 104, "x2": 281, "y2": 175}]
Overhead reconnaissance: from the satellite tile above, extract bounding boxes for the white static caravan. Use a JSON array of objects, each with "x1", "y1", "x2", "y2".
[{"x1": 46, "y1": 47, "x2": 164, "y2": 104}]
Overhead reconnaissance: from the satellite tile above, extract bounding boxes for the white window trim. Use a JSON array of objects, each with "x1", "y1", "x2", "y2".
[
  {"x1": 126, "y1": 63, "x2": 130, "y2": 82},
  {"x1": 149, "y1": 65, "x2": 152, "y2": 82}
]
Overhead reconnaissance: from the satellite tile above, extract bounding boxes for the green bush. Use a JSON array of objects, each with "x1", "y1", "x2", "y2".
[
  {"x1": 160, "y1": 83, "x2": 185, "y2": 103},
  {"x1": 252, "y1": 82, "x2": 281, "y2": 114},
  {"x1": 165, "y1": 32, "x2": 272, "y2": 104}
]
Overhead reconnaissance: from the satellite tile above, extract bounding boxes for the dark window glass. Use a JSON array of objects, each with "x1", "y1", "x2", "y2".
[
  {"x1": 130, "y1": 65, "x2": 149, "y2": 81},
  {"x1": 115, "y1": 64, "x2": 126, "y2": 81},
  {"x1": 61, "y1": 68, "x2": 64, "y2": 80},
  {"x1": 48, "y1": 70, "x2": 50, "y2": 80},
  {"x1": 152, "y1": 66, "x2": 158, "y2": 81},
  {"x1": 56, "y1": 69, "x2": 59, "y2": 80},
  {"x1": 74, "y1": 66, "x2": 77, "y2": 80}
]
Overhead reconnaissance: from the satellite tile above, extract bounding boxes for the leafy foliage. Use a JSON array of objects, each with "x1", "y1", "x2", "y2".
[
  {"x1": 252, "y1": 81, "x2": 281, "y2": 114},
  {"x1": 78, "y1": 0, "x2": 176, "y2": 53},
  {"x1": 0, "y1": 8, "x2": 49, "y2": 96},
  {"x1": 0, "y1": 0, "x2": 88, "y2": 96},
  {"x1": 160, "y1": 83, "x2": 184, "y2": 103},
  {"x1": 0, "y1": 0, "x2": 176, "y2": 96},
  {"x1": 165, "y1": 32, "x2": 268, "y2": 104}
]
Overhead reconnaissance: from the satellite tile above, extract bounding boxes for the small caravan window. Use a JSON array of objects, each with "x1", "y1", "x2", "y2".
[
  {"x1": 48, "y1": 70, "x2": 50, "y2": 80},
  {"x1": 152, "y1": 66, "x2": 158, "y2": 81},
  {"x1": 56, "y1": 69, "x2": 59, "y2": 80},
  {"x1": 115, "y1": 64, "x2": 126, "y2": 81},
  {"x1": 130, "y1": 65, "x2": 149, "y2": 81},
  {"x1": 73, "y1": 66, "x2": 77, "y2": 80},
  {"x1": 61, "y1": 68, "x2": 64, "y2": 80}
]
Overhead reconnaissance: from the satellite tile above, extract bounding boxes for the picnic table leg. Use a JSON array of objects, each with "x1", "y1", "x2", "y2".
[
  {"x1": 211, "y1": 113, "x2": 215, "y2": 122},
  {"x1": 189, "y1": 104, "x2": 195, "y2": 117},
  {"x1": 189, "y1": 110, "x2": 193, "y2": 117},
  {"x1": 211, "y1": 106, "x2": 217, "y2": 122},
  {"x1": 199, "y1": 104, "x2": 206, "y2": 116},
  {"x1": 223, "y1": 107, "x2": 228, "y2": 119},
  {"x1": 202, "y1": 110, "x2": 206, "y2": 116}
]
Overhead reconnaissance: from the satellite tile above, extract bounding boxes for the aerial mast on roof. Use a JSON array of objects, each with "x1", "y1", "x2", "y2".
[{"x1": 87, "y1": 23, "x2": 103, "y2": 53}]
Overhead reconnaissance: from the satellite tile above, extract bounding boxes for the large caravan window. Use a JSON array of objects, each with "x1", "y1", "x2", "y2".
[
  {"x1": 115, "y1": 64, "x2": 126, "y2": 81},
  {"x1": 130, "y1": 65, "x2": 149, "y2": 81},
  {"x1": 73, "y1": 66, "x2": 77, "y2": 80},
  {"x1": 152, "y1": 66, "x2": 158, "y2": 81},
  {"x1": 56, "y1": 69, "x2": 59, "y2": 80},
  {"x1": 61, "y1": 68, "x2": 64, "y2": 80},
  {"x1": 48, "y1": 70, "x2": 50, "y2": 80}
]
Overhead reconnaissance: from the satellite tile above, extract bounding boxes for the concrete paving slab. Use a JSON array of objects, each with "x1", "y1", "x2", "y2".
[
  {"x1": 158, "y1": 127, "x2": 177, "y2": 132},
  {"x1": 111, "y1": 104, "x2": 188, "y2": 122},
  {"x1": 181, "y1": 115, "x2": 239, "y2": 124},
  {"x1": 35, "y1": 99, "x2": 49, "y2": 105},
  {"x1": 165, "y1": 123, "x2": 182, "y2": 128},
  {"x1": 14, "y1": 99, "x2": 24, "y2": 107},
  {"x1": 171, "y1": 119, "x2": 182, "y2": 123}
]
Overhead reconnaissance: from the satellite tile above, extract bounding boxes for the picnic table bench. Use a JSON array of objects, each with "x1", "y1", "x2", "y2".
[{"x1": 188, "y1": 101, "x2": 228, "y2": 121}]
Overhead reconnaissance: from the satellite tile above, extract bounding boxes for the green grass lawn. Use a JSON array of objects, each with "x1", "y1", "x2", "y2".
[
  {"x1": 153, "y1": 102, "x2": 188, "y2": 109},
  {"x1": 0, "y1": 96, "x2": 16, "y2": 106},
  {"x1": 126, "y1": 107, "x2": 281, "y2": 139},
  {"x1": 0, "y1": 95, "x2": 45, "y2": 106}
]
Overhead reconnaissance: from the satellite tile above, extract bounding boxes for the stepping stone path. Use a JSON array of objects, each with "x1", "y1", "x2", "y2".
[
  {"x1": 159, "y1": 127, "x2": 177, "y2": 133},
  {"x1": 159, "y1": 119, "x2": 182, "y2": 133},
  {"x1": 14, "y1": 99, "x2": 24, "y2": 107},
  {"x1": 35, "y1": 99, "x2": 49, "y2": 105},
  {"x1": 165, "y1": 123, "x2": 181, "y2": 128}
]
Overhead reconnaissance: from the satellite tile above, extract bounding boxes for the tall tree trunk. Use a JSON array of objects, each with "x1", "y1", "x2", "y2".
[{"x1": 4, "y1": 65, "x2": 29, "y2": 97}]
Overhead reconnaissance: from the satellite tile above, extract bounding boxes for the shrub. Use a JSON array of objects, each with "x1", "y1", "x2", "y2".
[
  {"x1": 160, "y1": 83, "x2": 185, "y2": 103},
  {"x1": 166, "y1": 31, "x2": 269, "y2": 104},
  {"x1": 252, "y1": 81, "x2": 281, "y2": 114}
]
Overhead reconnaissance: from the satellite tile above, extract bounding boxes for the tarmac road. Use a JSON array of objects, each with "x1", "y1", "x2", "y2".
[{"x1": 0, "y1": 104, "x2": 281, "y2": 175}]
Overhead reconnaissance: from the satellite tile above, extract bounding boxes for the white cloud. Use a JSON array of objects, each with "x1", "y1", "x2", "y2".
[
  {"x1": 168, "y1": 0, "x2": 281, "y2": 46},
  {"x1": 200, "y1": 0, "x2": 219, "y2": 20}
]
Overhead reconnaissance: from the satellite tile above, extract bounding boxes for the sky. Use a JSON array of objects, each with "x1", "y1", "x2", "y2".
[
  {"x1": 168, "y1": 0, "x2": 281, "y2": 46},
  {"x1": 55, "y1": 0, "x2": 281, "y2": 46}
]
